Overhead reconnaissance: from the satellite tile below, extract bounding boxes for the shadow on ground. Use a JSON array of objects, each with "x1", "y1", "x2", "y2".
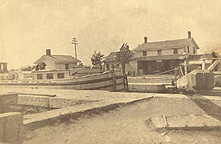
[
  {"x1": 187, "y1": 95, "x2": 221, "y2": 121},
  {"x1": 204, "y1": 88, "x2": 221, "y2": 96}
]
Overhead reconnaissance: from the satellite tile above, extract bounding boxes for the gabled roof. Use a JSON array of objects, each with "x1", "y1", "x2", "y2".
[
  {"x1": 103, "y1": 52, "x2": 118, "y2": 63},
  {"x1": 34, "y1": 55, "x2": 81, "y2": 64},
  {"x1": 135, "y1": 38, "x2": 200, "y2": 51}
]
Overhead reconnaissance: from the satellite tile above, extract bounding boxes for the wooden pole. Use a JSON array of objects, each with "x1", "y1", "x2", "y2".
[{"x1": 72, "y1": 38, "x2": 78, "y2": 59}]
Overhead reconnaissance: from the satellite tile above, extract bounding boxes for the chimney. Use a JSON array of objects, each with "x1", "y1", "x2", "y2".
[
  {"x1": 144, "y1": 37, "x2": 147, "y2": 43},
  {"x1": 46, "y1": 49, "x2": 51, "y2": 56},
  {"x1": 188, "y1": 31, "x2": 191, "y2": 38}
]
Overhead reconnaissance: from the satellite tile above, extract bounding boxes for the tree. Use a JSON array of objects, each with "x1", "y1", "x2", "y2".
[
  {"x1": 35, "y1": 62, "x2": 46, "y2": 71},
  {"x1": 91, "y1": 51, "x2": 105, "y2": 69},
  {"x1": 115, "y1": 43, "x2": 133, "y2": 91}
]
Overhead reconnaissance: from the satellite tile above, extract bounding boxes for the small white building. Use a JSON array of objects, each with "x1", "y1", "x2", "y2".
[{"x1": 34, "y1": 49, "x2": 81, "y2": 70}]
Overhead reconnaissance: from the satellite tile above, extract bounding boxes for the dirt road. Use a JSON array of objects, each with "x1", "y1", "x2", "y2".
[{"x1": 24, "y1": 97, "x2": 221, "y2": 144}]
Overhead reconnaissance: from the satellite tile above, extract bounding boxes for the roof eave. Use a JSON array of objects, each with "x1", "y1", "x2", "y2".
[
  {"x1": 55, "y1": 61, "x2": 79, "y2": 64},
  {"x1": 191, "y1": 38, "x2": 200, "y2": 49}
]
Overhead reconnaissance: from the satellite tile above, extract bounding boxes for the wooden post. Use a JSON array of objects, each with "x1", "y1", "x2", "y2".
[
  {"x1": 184, "y1": 58, "x2": 188, "y2": 75},
  {"x1": 174, "y1": 67, "x2": 177, "y2": 84},
  {"x1": 180, "y1": 66, "x2": 184, "y2": 77},
  {"x1": 202, "y1": 59, "x2": 206, "y2": 70},
  {"x1": 125, "y1": 74, "x2": 129, "y2": 92},
  {"x1": 112, "y1": 71, "x2": 116, "y2": 91}
]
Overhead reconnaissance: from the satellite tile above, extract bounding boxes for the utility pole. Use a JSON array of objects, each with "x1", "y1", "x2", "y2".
[{"x1": 71, "y1": 38, "x2": 78, "y2": 59}]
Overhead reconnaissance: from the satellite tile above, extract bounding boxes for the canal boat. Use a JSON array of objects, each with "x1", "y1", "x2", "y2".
[{"x1": 0, "y1": 63, "x2": 125, "y2": 91}]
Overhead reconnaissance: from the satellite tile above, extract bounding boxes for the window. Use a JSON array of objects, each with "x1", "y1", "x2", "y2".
[
  {"x1": 57, "y1": 73, "x2": 64, "y2": 79},
  {"x1": 65, "y1": 63, "x2": 69, "y2": 69},
  {"x1": 157, "y1": 50, "x2": 162, "y2": 56},
  {"x1": 37, "y1": 74, "x2": 43, "y2": 80},
  {"x1": 187, "y1": 46, "x2": 190, "y2": 53},
  {"x1": 193, "y1": 47, "x2": 196, "y2": 54},
  {"x1": 106, "y1": 64, "x2": 110, "y2": 70},
  {"x1": 173, "y1": 49, "x2": 178, "y2": 54},
  {"x1": 143, "y1": 51, "x2": 147, "y2": 56},
  {"x1": 47, "y1": 73, "x2": 54, "y2": 79}
]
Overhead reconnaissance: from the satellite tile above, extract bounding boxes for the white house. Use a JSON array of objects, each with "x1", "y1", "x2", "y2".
[
  {"x1": 104, "y1": 31, "x2": 200, "y2": 75},
  {"x1": 34, "y1": 49, "x2": 81, "y2": 70}
]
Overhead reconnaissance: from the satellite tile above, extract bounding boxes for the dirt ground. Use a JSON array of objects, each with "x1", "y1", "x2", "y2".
[{"x1": 24, "y1": 97, "x2": 221, "y2": 144}]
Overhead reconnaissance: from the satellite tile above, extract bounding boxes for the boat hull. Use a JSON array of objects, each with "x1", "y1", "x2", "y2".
[{"x1": 0, "y1": 71, "x2": 125, "y2": 91}]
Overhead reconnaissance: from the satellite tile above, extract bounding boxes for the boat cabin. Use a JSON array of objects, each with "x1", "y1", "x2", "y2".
[{"x1": 31, "y1": 70, "x2": 71, "y2": 81}]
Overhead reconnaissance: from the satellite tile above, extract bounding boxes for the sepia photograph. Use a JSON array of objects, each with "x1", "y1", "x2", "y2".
[{"x1": 0, "y1": 0, "x2": 221, "y2": 143}]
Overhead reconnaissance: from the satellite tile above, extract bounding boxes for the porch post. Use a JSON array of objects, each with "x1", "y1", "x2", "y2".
[
  {"x1": 202, "y1": 59, "x2": 206, "y2": 70},
  {"x1": 184, "y1": 58, "x2": 188, "y2": 75}
]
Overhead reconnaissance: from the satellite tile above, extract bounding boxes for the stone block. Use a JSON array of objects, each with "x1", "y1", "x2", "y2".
[
  {"x1": 0, "y1": 112, "x2": 23, "y2": 144},
  {"x1": 151, "y1": 116, "x2": 168, "y2": 128},
  {"x1": 129, "y1": 83, "x2": 167, "y2": 93},
  {"x1": 0, "y1": 94, "x2": 18, "y2": 105},
  {"x1": 18, "y1": 95, "x2": 50, "y2": 107},
  {"x1": 0, "y1": 94, "x2": 18, "y2": 113},
  {"x1": 152, "y1": 114, "x2": 221, "y2": 130},
  {"x1": 0, "y1": 114, "x2": 7, "y2": 141}
]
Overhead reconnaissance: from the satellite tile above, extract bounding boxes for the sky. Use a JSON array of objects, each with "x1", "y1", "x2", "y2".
[{"x1": 0, "y1": 0, "x2": 221, "y2": 69}]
